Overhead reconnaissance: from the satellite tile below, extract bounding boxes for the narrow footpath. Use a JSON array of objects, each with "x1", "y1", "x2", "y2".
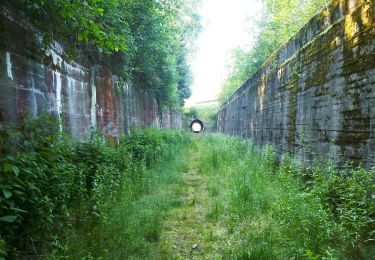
[{"x1": 152, "y1": 147, "x2": 226, "y2": 259}]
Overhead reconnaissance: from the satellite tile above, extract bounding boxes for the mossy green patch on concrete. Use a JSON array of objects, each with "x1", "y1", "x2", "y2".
[
  {"x1": 286, "y1": 59, "x2": 300, "y2": 150},
  {"x1": 336, "y1": 2, "x2": 374, "y2": 162}
]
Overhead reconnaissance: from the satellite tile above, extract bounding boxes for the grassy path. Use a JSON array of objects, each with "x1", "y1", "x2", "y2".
[{"x1": 152, "y1": 146, "x2": 226, "y2": 259}]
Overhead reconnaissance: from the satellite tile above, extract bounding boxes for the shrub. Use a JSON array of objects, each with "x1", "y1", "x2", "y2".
[
  {"x1": 0, "y1": 115, "x2": 191, "y2": 258},
  {"x1": 197, "y1": 134, "x2": 375, "y2": 259}
]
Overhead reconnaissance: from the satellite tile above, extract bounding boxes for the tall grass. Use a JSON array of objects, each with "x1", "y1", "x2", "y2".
[
  {"x1": 0, "y1": 114, "x2": 192, "y2": 258},
  {"x1": 197, "y1": 134, "x2": 375, "y2": 259},
  {"x1": 63, "y1": 129, "x2": 191, "y2": 259}
]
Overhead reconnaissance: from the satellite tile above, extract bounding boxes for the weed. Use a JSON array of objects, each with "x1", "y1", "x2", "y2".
[
  {"x1": 0, "y1": 115, "x2": 192, "y2": 258},
  {"x1": 197, "y1": 133, "x2": 375, "y2": 259}
]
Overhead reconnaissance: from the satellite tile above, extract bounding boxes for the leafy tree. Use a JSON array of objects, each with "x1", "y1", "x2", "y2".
[
  {"x1": 12, "y1": 0, "x2": 128, "y2": 54},
  {"x1": 122, "y1": 0, "x2": 201, "y2": 108},
  {"x1": 219, "y1": 0, "x2": 327, "y2": 104},
  {"x1": 7, "y1": 0, "x2": 201, "y2": 109}
]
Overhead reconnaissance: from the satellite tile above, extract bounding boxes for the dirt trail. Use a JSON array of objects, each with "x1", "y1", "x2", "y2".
[{"x1": 153, "y1": 152, "x2": 226, "y2": 259}]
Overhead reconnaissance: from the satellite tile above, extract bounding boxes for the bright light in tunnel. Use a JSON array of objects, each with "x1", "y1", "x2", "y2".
[{"x1": 192, "y1": 122, "x2": 203, "y2": 133}]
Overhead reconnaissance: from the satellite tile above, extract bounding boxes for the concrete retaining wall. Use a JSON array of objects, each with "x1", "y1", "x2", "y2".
[
  {"x1": 0, "y1": 8, "x2": 182, "y2": 140},
  {"x1": 217, "y1": 0, "x2": 375, "y2": 167}
]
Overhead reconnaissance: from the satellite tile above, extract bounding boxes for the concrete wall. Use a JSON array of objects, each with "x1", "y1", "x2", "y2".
[
  {"x1": 217, "y1": 0, "x2": 375, "y2": 167},
  {"x1": 0, "y1": 8, "x2": 182, "y2": 140}
]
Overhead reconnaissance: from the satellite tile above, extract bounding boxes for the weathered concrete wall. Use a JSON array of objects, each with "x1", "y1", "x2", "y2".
[
  {"x1": 217, "y1": 0, "x2": 375, "y2": 167},
  {"x1": 161, "y1": 107, "x2": 183, "y2": 129},
  {"x1": 0, "y1": 8, "x2": 182, "y2": 140}
]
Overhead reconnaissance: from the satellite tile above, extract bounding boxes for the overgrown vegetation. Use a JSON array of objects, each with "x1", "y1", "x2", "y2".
[
  {"x1": 198, "y1": 134, "x2": 375, "y2": 259},
  {"x1": 6, "y1": 0, "x2": 201, "y2": 108},
  {"x1": 1, "y1": 117, "x2": 374, "y2": 258},
  {"x1": 219, "y1": 0, "x2": 328, "y2": 104},
  {"x1": 184, "y1": 104, "x2": 219, "y2": 131},
  {"x1": 0, "y1": 115, "x2": 191, "y2": 258}
]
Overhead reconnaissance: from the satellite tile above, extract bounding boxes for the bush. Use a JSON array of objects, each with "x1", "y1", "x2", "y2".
[
  {"x1": 0, "y1": 115, "x2": 191, "y2": 258},
  {"x1": 309, "y1": 165, "x2": 375, "y2": 257},
  {"x1": 197, "y1": 134, "x2": 375, "y2": 259}
]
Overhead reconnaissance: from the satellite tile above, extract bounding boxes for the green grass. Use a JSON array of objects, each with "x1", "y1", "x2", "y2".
[
  {"x1": 0, "y1": 117, "x2": 192, "y2": 259},
  {"x1": 2, "y1": 123, "x2": 373, "y2": 259},
  {"x1": 56, "y1": 130, "x2": 192, "y2": 259},
  {"x1": 196, "y1": 134, "x2": 375, "y2": 259}
]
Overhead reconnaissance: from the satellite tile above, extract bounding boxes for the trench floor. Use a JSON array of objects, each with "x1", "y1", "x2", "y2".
[{"x1": 152, "y1": 149, "x2": 226, "y2": 259}]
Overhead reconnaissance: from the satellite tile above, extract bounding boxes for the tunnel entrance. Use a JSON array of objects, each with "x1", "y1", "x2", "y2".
[{"x1": 190, "y1": 119, "x2": 204, "y2": 133}]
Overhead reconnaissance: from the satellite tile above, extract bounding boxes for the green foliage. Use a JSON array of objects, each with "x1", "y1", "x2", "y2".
[
  {"x1": 63, "y1": 129, "x2": 192, "y2": 259},
  {"x1": 219, "y1": 0, "x2": 327, "y2": 104},
  {"x1": 308, "y1": 164, "x2": 375, "y2": 256},
  {"x1": 13, "y1": 0, "x2": 127, "y2": 54},
  {"x1": 0, "y1": 236, "x2": 5, "y2": 259},
  {"x1": 1, "y1": 117, "x2": 373, "y2": 258},
  {"x1": 185, "y1": 104, "x2": 219, "y2": 131},
  {"x1": 197, "y1": 134, "x2": 375, "y2": 259},
  {"x1": 0, "y1": 115, "x2": 192, "y2": 258},
  {"x1": 123, "y1": 0, "x2": 201, "y2": 108},
  {"x1": 10, "y1": 0, "x2": 201, "y2": 108},
  {"x1": 183, "y1": 107, "x2": 198, "y2": 129}
]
